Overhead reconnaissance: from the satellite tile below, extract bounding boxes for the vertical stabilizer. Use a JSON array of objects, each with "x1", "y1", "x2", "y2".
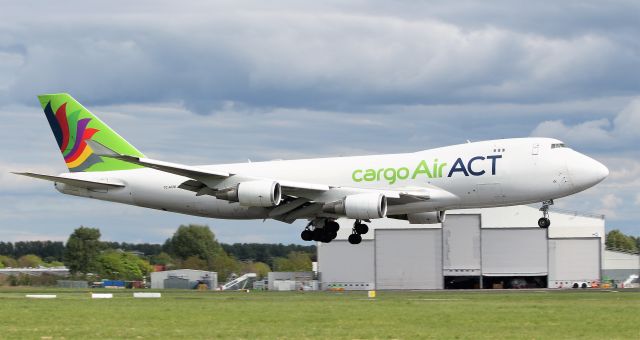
[{"x1": 38, "y1": 93, "x2": 145, "y2": 172}]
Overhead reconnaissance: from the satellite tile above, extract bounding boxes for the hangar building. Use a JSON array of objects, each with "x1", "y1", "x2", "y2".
[
  {"x1": 318, "y1": 205, "x2": 608, "y2": 290},
  {"x1": 151, "y1": 269, "x2": 218, "y2": 290}
]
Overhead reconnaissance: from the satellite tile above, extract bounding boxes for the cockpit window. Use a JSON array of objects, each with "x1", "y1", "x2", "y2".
[{"x1": 551, "y1": 143, "x2": 566, "y2": 149}]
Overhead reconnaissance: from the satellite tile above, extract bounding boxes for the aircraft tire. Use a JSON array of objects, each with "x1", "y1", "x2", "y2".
[
  {"x1": 325, "y1": 221, "x2": 340, "y2": 233},
  {"x1": 301, "y1": 229, "x2": 313, "y2": 241},
  {"x1": 312, "y1": 228, "x2": 324, "y2": 241},
  {"x1": 355, "y1": 223, "x2": 369, "y2": 235},
  {"x1": 538, "y1": 217, "x2": 550, "y2": 229},
  {"x1": 348, "y1": 233, "x2": 362, "y2": 245}
]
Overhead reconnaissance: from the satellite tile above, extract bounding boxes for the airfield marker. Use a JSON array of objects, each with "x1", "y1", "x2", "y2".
[
  {"x1": 133, "y1": 292, "x2": 161, "y2": 298},
  {"x1": 25, "y1": 294, "x2": 57, "y2": 299}
]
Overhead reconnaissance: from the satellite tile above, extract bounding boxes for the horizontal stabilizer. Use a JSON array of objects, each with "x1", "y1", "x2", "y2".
[{"x1": 12, "y1": 172, "x2": 124, "y2": 190}]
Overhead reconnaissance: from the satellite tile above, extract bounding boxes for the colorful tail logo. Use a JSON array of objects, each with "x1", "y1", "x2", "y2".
[{"x1": 44, "y1": 101, "x2": 103, "y2": 172}]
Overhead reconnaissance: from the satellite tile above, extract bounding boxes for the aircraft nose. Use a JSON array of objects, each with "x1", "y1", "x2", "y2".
[{"x1": 568, "y1": 153, "x2": 609, "y2": 190}]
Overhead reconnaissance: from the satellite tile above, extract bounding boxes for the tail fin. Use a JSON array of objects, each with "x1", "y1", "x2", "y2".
[{"x1": 38, "y1": 93, "x2": 145, "y2": 172}]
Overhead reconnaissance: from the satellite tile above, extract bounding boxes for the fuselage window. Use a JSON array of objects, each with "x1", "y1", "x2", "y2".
[{"x1": 551, "y1": 143, "x2": 566, "y2": 149}]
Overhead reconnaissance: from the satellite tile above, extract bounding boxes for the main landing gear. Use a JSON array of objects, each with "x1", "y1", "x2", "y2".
[
  {"x1": 348, "y1": 220, "x2": 369, "y2": 245},
  {"x1": 300, "y1": 220, "x2": 340, "y2": 243},
  {"x1": 538, "y1": 199, "x2": 553, "y2": 229}
]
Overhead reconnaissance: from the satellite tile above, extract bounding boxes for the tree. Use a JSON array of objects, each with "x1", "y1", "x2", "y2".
[
  {"x1": 165, "y1": 225, "x2": 225, "y2": 268},
  {"x1": 151, "y1": 252, "x2": 177, "y2": 268},
  {"x1": 64, "y1": 227, "x2": 103, "y2": 275},
  {"x1": 221, "y1": 243, "x2": 316, "y2": 267},
  {"x1": 97, "y1": 250, "x2": 152, "y2": 280},
  {"x1": 0, "y1": 255, "x2": 17, "y2": 268},
  {"x1": 606, "y1": 230, "x2": 638, "y2": 252},
  {"x1": 181, "y1": 256, "x2": 208, "y2": 270},
  {"x1": 164, "y1": 225, "x2": 246, "y2": 281},
  {"x1": 273, "y1": 251, "x2": 312, "y2": 271},
  {"x1": 243, "y1": 261, "x2": 271, "y2": 279},
  {"x1": 17, "y1": 254, "x2": 43, "y2": 268},
  {"x1": 0, "y1": 242, "x2": 14, "y2": 256}
]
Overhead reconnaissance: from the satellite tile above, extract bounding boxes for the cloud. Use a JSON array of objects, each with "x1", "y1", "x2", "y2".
[
  {"x1": 636, "y1": 194, "x2": 640, "y2": 207},
  {"x1": 1, "y1": 1, "x2": 639, "y2": 113},
  {"x1": 2, "y1": 1, "x2": 640, "y2": 241},
  {"x1": 530, "y1": 97, "x2": 640, "y2": 150}
]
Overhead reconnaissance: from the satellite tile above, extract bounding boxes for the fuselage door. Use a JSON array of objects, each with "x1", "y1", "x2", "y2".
[{"x1": 532, "y1": 143, "x2": 540, "y2": 155}]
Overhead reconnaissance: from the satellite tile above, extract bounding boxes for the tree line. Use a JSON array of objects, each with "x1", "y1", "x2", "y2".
[
  {"x1": 0, "y1": 234, "x2": 315, "y2": 269},
  {"x1": 0, "y1": 224, "x2": 315, "y2": 283},
  {"x1": 605, "y1": 229, "x2": 639, "y2": 253}
]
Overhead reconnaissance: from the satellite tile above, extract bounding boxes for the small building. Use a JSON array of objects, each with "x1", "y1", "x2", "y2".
[
  {"x1": 267, "y1": 272, "x2": 316, "y2": 291},
  {"x1": 0, "y1": 267, "x2": 69, "y2": 277},
  {"x1": 603, "y1": 250, "x2": 640, "y2": 285},
  {"x1": 150, "y1": 269, "x2": 217, "y2": 290},
  {"x1": 318, "y1": 205, "x2": 607, "y2": 290}
]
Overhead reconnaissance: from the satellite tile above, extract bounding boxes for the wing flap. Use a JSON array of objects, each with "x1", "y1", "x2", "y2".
[{"x1": 13, "y1": 172, "x2": 124, "y2": 190}]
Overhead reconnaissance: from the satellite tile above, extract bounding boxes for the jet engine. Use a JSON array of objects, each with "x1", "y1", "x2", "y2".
[
  {"x1": 323, "y1": 193, "x2": 387, "y2": 219},
  {"x1": 406, "y1": 211, "x2": 446, "y2": 224},
  {"x1": 214, "y1": 180, "x2": 282, "y2": 207}
]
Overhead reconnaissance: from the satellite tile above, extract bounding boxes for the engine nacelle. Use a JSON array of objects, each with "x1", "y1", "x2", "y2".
[
  {"x1": 406, "y1": 211, "x2": 446, "y2": 224},
  {"x1": 323, "y1": 193, "x2": 387, "y2": 219},
  {"x1": 214, "y1": 181, "x2": 282, "y2": 207}
]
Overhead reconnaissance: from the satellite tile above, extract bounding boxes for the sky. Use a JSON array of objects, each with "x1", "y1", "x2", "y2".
[{"x1": 1, "y1": 0, "x2": 639, "y2": 244}]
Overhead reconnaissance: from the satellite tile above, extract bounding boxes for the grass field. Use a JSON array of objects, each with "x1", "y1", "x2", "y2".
[{"x1": 0, "y1": 288, "x2": 639, "y2": 339}]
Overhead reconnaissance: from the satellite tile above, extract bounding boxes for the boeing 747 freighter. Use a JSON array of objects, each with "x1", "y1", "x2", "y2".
[{"x1": 16, "y1": 94, "x2": 609, "y2": 244}]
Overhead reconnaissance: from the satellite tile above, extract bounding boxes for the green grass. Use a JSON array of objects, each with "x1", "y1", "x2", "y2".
[{"x1": 0, "y1": 288, "x2": 638, "y2": 339}]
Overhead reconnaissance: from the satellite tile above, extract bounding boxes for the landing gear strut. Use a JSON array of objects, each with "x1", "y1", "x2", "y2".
[
  {"x1": 348, "y1": 220, "x2": 369, "y2": 245},
  {"x1": 538, "y1": 200, "x2": 553, "y2": 229},
  {"x1": 300, "y1": 219, "x2": 340, "y2": 243}
]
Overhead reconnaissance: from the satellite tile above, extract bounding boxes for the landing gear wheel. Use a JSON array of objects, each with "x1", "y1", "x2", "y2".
[
  {"x1": 325, "y1": 220, "x2": 340, "y2": 233},
  {"x1": 312, "y1": 228, "x2": 324, "y2": 242},
  {"x1": 538, "y1": 217, "x2": 551, "y2": 229},
  {"x1": 538, "y1": 199, "x2": 553, "y2": 229},
  {"x1": 321, "y1": 230, "x2": 333, "y2": 243},
  {"x1": 354, "y1": 223, "x2": 369, "y2": 235},
  {"x1": 348, "y1": 233, "x2": 362, "y2": 245},
  {"x1": 300, "y1": 229, "x2": 313, "y2": 241}
]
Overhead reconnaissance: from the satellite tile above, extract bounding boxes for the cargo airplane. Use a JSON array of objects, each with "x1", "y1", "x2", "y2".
[{"x1": 15, "y1": 94, "x2": 609, "y2": 244}]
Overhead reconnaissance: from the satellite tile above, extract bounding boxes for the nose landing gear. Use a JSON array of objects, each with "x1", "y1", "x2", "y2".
[{"x1": 538, "y1": 200, "x2": 553, "y2": 229}]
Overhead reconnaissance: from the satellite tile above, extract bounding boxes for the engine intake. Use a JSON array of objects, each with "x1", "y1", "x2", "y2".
[
  {"x1": 214, "y1": 181, "x2": 282, "y2": 207},
  {"x1": 323, "y1": 193, "x2": 387, "y2": 219}
]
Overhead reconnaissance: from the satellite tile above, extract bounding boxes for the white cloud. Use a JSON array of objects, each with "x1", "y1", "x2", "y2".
[
  {"x1": 531, "y1": 97, "x2": 640, "y2": 148},
  {"x1": 2, "y1": 1, "x2": 639, "y2": 112}
]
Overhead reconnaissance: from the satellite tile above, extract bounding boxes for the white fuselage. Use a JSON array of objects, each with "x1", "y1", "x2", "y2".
[{"x1": 53, "y1": 137, "x2": 608, "y2": 221}]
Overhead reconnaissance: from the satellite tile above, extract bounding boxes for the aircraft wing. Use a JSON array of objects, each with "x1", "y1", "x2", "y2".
[
  {"x1": 12, "y1": 172, "x2": 124, "y2": 190},
  {"x1": 86, "y1": 140, "x2": 230, "y2": 180}
]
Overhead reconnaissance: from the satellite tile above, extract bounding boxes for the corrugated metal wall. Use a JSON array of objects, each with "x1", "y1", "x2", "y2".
[
  {"x1": 482, "y1": 228, "x2": 548, "y2": 276},
  {"x1": 549, "y1": 238, "x2": 601, "y2": 285},
  {"x1": 375, "y1": 229, "x2": 443, "y2": 289},
  {"x1": 317, "y1": 241, "x2": 374, "y2": 289},
  {"x1": 443, "y1": 215, "x2": 481, "y2": 276}
]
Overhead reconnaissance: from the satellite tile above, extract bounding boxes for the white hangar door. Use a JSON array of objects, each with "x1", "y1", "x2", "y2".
[
  {"x1": 317, "y1": 240, "x2": 375, "y2": 290},
  {"x1": 443, "y1": 215, "x2": 481, "y2": 276},
  {"x1": 548, "y1": 238, "x2": 601, "y2": 286},
  {"x1": 482, "y1": 228, "x2": 548, "y2": 276},
  {"x1": 375, "y1": 229, "x2": 443, "y2": 290}
]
